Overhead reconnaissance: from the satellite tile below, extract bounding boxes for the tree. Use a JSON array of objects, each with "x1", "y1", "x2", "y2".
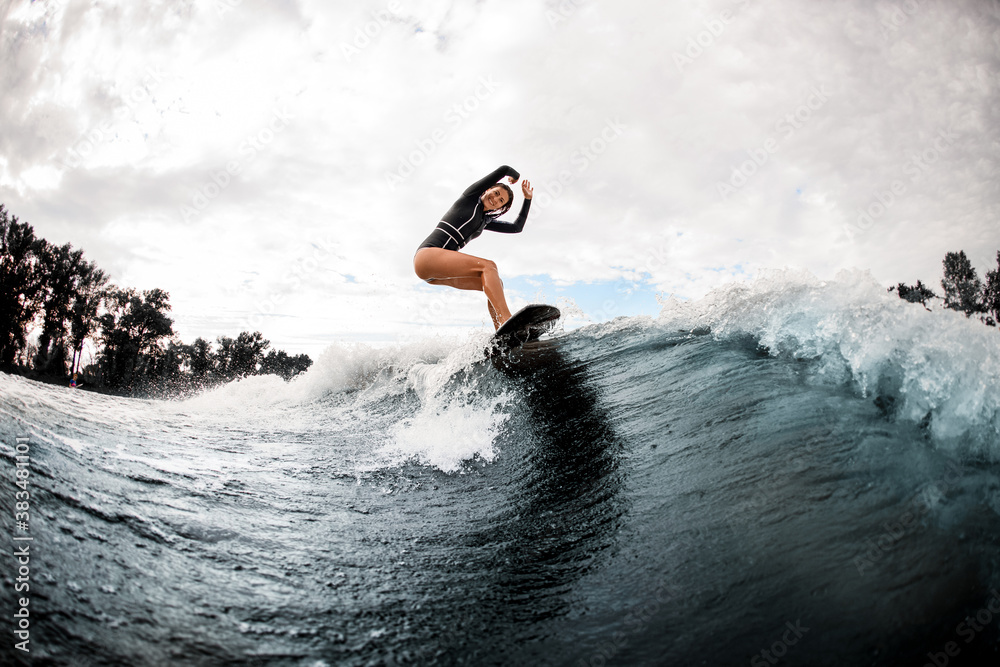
[
  {"x1": 983, "y1": 251, "x2": 1000, "y2": 327},
  {"x1": 260, "y1": 349, "x2": 313, "y2": 380},
  {"x1": 229, "y1": 331, "x2": 270, "y2": 379},
  {"x1": 212, "y1": 335, "x2": 236, "y2": 380},
  {"x1": 889, "y1": 280, "x2": 937, "y2": 310},
  {"x1": 97, "y1": 287, "x2": 175, "y2": 389},
  {"x1": 0, "y1": 206, "x2": 45, "y2": 368},
  {"x1": 33, "y1": 241, "x2": 89, "y2": 375},
  {"x1": 69, "y1": 260, "x2": 109, "y2": 374},
  {"x1": 202, "y1": 335, "x2": 311, "y2": 384},
  {"x1": 150, "y1": 339, "x2": 190, "y2": 384},
  {"x1": 1, "y1": 201, "x2": 315, "y2": 393},
  {"x1": 189, "y1": 337, "x2": 213, "y2": 381},
  {"x1": 941, "y1": 250, "x2": 985, "y2": 317}
]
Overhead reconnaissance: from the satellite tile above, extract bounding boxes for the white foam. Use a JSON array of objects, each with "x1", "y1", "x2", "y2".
[
  {"x1": 381, "y1": 391, "x2": 510, "y2": 474},
  {"x1": 376, "y1": 331, "x2": 507, "y2": 473},
  {"x1": 172, "y1": 336, "x2": 468, "y2": 415},
  {"x1": 657, "y1": 268, "x2": 1000, "y2": 455},
  {"x1": 159, "y1": 331, "x2": 507, "y2": 473}
]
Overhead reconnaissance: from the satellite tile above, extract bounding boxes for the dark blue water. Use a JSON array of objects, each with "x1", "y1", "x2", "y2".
[{"x1": 2, "y1": 271, "x2": 999, "y2": 665}]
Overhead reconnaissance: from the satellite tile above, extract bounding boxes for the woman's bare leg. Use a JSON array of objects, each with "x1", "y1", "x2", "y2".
[
  {"x1": 487, "y1": 302, "x2": 501, "y2": 330},
  {"x1": 414, "y1": 248, "x2": 512, "y2": 329}
]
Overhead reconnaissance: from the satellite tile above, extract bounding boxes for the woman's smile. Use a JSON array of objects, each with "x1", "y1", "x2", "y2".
[{"x1": 485, "y1": 189, "x2": 508, "y2": 211}]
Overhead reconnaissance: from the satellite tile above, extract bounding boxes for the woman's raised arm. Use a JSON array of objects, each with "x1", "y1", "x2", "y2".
[{"x1": 462, "y1": 165, "x2": 520, "y2": 197}]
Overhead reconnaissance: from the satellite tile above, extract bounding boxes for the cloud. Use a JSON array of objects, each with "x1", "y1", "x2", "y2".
[{"x1": 1, "y1": 0, "x2": 998, "y2": 357}]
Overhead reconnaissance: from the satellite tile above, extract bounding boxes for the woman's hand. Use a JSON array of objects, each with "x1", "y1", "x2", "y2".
[
  {"x1": 507, "y1": 175, "x2": 518, "y2": 185},
  {"x1": 521, "y1": 179, "x2": 533, "y2": 200}
]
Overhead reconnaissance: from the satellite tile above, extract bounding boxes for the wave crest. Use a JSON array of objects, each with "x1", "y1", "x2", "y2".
[{"x1": 657, "y1": 268, "x2": 1000, "y2": 455}]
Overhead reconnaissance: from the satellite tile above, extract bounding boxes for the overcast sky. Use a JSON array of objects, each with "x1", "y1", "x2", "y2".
[{"x1": 2, "y1": 0, "x2": 998, "y2": 359}]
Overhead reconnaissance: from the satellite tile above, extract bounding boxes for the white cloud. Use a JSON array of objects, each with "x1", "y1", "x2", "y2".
[{"x1": 1, "y1": 0, "x2": 998, "y2": 357}]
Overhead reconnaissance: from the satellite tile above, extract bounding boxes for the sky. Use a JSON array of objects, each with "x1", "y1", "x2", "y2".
[{"x1": 1, "y1": 0, "x2": 999, "y2": 360}]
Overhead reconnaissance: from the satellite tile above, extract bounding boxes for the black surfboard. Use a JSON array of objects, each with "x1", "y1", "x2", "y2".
[{"x1": 492, "y1": 304, "x2": 561, "y2": 348}]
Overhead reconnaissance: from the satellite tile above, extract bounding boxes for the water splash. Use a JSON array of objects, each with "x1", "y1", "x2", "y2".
[{"x1": 657, "y1": 268, "x2": 1000, "y2": 456}]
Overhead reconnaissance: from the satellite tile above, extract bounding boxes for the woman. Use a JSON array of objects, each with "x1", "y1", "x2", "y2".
[{"x1": 413, "y1": 165, "x2": 533, "y2": 330}]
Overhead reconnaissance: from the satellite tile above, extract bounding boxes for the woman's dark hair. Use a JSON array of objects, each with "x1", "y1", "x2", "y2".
[{"x1": 485, "y1": 183, "x2": 514, "y2": 218}]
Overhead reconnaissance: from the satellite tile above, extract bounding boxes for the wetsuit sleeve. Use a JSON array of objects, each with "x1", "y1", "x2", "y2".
[
  {"x1": 462, "y1": 165, "x2": 520, "y2": 197},
  {"x1": 484, "y1": 197, "x2": 531, "y2": 234}
]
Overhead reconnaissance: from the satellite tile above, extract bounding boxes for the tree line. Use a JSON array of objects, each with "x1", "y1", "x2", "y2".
[
  {"x1": 889, "y1": 249, "x2": 1000, "y2": 327},
  {"x1": 1, "y1": 203, "x2": 311, "y2": 395}
]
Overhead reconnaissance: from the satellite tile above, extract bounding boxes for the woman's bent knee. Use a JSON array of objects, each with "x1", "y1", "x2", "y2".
[{"x1": 413, "y1": 248, "x2": 439, "y2": 280}]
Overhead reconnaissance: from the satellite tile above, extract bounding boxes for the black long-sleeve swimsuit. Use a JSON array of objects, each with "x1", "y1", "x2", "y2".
[{"x1": 417, "y1": 165, "x2": 532, "y2": 252}]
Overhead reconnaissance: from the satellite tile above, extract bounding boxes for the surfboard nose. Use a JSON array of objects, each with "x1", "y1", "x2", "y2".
[{"x1": 492, "y1": 304, "x2": 561, "y2": 348}]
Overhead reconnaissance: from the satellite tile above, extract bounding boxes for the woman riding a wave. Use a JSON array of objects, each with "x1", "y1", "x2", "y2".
[{"x1": 413, "y1": 165, "x2": 533, "y2": 330}]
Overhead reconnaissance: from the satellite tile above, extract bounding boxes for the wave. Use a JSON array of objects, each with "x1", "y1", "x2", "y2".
[
  {"x1": 657, "y1": 268, "x2": 1000, "y2": 457},
  {"x1": 3, "y1": 268, "x2": 1000, "y2": 666},
  {"x1": 6, "y1": 267, "x2": 994, "y2": 476},
  {"x1": 155, "y1": 267, "x2": 1000, "y2": 465}
]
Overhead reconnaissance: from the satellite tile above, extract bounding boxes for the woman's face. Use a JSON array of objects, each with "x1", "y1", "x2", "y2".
[{"x1": 482, "y1": 186, "x2": 510, "y2": 212}]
